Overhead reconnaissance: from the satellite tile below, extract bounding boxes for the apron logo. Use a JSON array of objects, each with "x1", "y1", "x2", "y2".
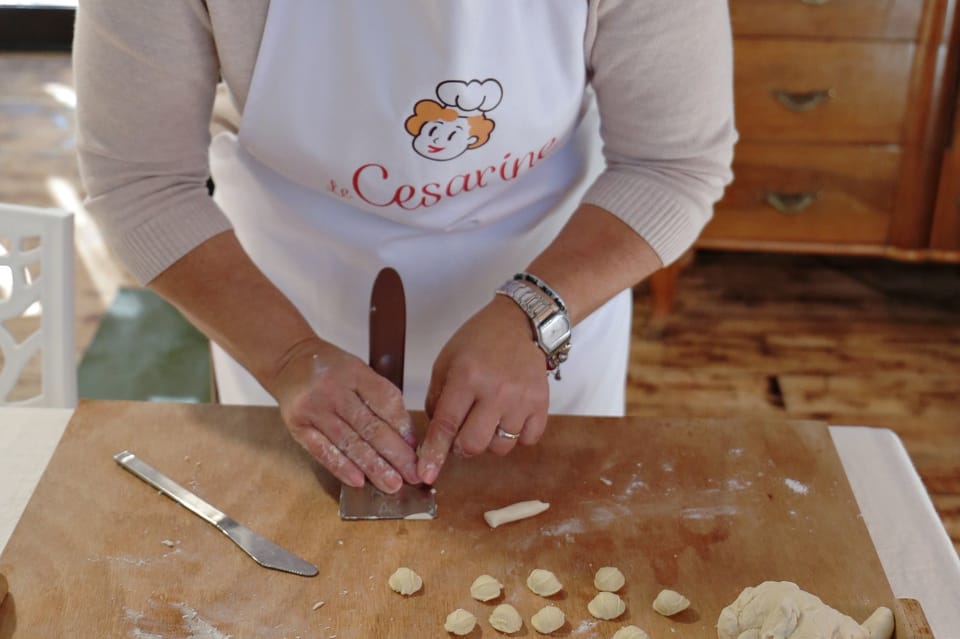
[
  {"x1": 404, "y1": 79, "x2": 503, "y2": 161},
  {"x1": 347, "y1": 77, "x2": 558, "y2": 211}
]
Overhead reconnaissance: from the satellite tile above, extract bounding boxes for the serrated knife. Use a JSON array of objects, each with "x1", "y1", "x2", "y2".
[{"x1": 114, "y1": 450, "x2": 317, "y2": 576}]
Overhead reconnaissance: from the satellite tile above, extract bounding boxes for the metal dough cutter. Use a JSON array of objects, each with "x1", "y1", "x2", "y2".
[{"x1": 338, "y1": 267, "x2": 437, "y2": 520}]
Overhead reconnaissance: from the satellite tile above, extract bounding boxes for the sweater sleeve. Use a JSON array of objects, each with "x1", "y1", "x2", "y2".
[
  {"x1": 583, "y1": 0, "x2": 737, "y2": 266},
  {"x1": 74, "y1": 0, "x2": 233, "y2": 284}
]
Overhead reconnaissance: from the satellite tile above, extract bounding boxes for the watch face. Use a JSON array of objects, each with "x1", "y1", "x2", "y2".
[{"x1": 540, "y1": 313, "x2": 572, "y2": 351}]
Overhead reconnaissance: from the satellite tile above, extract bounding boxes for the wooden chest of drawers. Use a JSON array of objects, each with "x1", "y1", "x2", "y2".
[
  {"x1": 646, "y1": 0, "x2": 960, "y2": 327},
  {"x1": 699, "y1": 0, "x2": 960, "y2": 257}
]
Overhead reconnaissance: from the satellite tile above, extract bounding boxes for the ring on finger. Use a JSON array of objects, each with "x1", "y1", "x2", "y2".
[{"x1": 495, "y1": 426, "x2": 521, "y2": 441}]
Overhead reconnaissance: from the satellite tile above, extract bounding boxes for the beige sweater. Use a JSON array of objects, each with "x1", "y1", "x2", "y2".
[{"x1": 73, "y1": 0, "x2": 737, "y2": 285}]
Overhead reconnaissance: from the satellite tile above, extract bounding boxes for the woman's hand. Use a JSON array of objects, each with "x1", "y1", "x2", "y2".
[
  {"x1": 267, "y1": 338, "x2": 420, "y2": 493},
  {"x1": 417, "y1": 296, "x2": 550, "y2": 485}
]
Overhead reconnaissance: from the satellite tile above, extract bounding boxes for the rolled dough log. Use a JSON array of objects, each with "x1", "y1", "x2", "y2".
[
  {"x1": 611, "y1": 626, "x2": 651, "y2": 639},
  {"x1": 652, "y1": 589, "x2": 690, "y2": 616},
  {"x1": 526, "y1": 568, "x2": 563, "y2": 597},
  {"x1": 387, "y1": 567, "x2": 423, "y2": 596},
  {"x1": 484, "y1": 500, "x2": 550, "y2": 528},
  {"x1": 594, "y1": 566, "x2": 625, "y2": 592},
  {"x1": 470, "y1": 574, "x2": 503, "y2": 602},
  {"x1": 588, "y1": 592, "x2": 626, "y2": 620},
  {"x1": 444, "y1": 608, "x2": 477, "y2": 636},
  {"x1": 530, "y1": 605, "x2": 565, "y2": 634},
  {"x1": 489, "y1": 603, "x2": 523, "y2": 634}
]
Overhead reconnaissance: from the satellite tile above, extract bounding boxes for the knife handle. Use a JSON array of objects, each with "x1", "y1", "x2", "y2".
[{"x1": 114, "y1": 451, "x2": 227, "y2": 527}]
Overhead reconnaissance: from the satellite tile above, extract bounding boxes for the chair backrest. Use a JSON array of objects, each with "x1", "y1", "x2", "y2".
[{"x1": 0, "y1": 203, "x2": 77, "y2": 408}]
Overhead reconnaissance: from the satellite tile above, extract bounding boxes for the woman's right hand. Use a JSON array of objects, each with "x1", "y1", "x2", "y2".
[{"x1": 266, "y1": 338, "x2": 420, "y2": 493}]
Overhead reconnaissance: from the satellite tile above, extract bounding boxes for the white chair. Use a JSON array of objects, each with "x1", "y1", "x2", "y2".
[{"x1": 0, "y1": 203, "x2": 77, "y2": 408}]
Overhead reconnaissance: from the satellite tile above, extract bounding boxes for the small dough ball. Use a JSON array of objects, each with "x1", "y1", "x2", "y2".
[
  {"x1": 526, "y1": 568, "x2": 563, "y2": 597},
  {"x1": 531, "y1": 605, "x2": 565, "y2": 634},
  {"x1": 470, "y1": 574, "x2": 503, "y2": 602},
  {"x1": 489, "y1": 603, "x2": 523, "y2": 634},
  {"x1": 444, "y1": 608, "x2": 477, "y2": 636},
  {"x1": 594, "y1": 566, "x2": 625, "y2": 592},
  {"x1": 387, "y1": 567, "x2": 422, "y2": 596},
  {"x1": 588, "y1": 592, "x2": 626, "y2": 620},
  {"x1": 652, "y1": 589, "x2": 690, "y2": 616},
  {"x1": 611, "y1": 626, "x2": 651, "y2": 639}
]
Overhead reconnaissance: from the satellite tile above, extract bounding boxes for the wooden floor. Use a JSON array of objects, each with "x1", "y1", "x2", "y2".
[{"x1": 3, "y1": 53, "x2": 958, "y2": 555}]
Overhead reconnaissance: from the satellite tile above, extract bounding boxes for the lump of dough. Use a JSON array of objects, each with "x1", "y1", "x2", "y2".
[
  {"x1": 862, "y1": 607, "x2": 894, "y2": 639},
  {"x1": 444, "y1": 608, "x2": 477, "y2": 636},
  {"x1": 526, "y1": 568, "x2": 563, "y2": 597},
  {"x1": 611, "y1": 626, "x2": 651, "y2": 639},
  {"x1": 594, "y1": 566, "x2": 625, "y2": 592},
  {"x1": 588, "y1": 592, "x2": 626, "y2": 620},
  {"x1": 484, "y1": 500, "x2": 551, "y2": 528},
  {"x1": 652, "y1": 589, "x2": 690, "y2": 616},
  {"x1": 717, "y1": 581, "x2": 870, "y2": 639},
  {"x1": 387, "y1": 567, "x2": 422, "y2": 596},
  {"x1": 470, "y1": 574, "x2": 503, "y2": 602},
  {"x1": 489, "y1": 603, "x2": 523, "y2": 634},
  {"x1": 530, "y1": 605, "x2": 565, "y2": 634}
]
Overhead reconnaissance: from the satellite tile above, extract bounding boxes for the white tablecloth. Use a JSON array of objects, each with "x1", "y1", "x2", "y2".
[{"x1": 1, "y1": 409, "x2": 958, "y2": 637}]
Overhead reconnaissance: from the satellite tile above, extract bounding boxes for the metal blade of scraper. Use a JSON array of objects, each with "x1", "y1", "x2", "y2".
[{"x1": 339, "y1": 267, "x2": 437, "y2": 520}]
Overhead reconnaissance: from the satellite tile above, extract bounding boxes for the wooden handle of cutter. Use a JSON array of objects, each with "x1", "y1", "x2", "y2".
[
  {"x1": 0, "y1": 571, "x2": 8, "y2": 608},
  {"x1": 895, "y1": 598, "x2": 935, "y2": 638}
]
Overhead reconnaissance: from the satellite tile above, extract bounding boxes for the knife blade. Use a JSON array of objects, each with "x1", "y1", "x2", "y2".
[
  {"x1": 338, "y1": 267, "x2": 437, "y2": 520},
  {"x1": 114, "y1": 450, "x2": 318, "y2": 577}
]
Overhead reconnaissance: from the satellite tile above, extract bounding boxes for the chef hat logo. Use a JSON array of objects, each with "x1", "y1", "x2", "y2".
[
  {"x1": 436, "y1": 79, "x2": 503, "y2": 113},
  {"x1": 405, "y1": 78, "x2": 503, "y2": 161}
]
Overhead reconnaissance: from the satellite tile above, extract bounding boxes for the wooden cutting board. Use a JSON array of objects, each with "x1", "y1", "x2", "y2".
[{"x1": 0, "y1": 400, "x2": 927, "y2": 638}]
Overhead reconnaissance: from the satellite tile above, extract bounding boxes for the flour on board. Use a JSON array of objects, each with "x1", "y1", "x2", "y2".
[{"x1": 784, "y1": 478, "x2": 810, "y2": 495}]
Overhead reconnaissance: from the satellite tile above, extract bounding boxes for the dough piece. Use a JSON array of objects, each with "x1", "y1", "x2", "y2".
[
  {"x1": 489, "y1": 604, "x2": 523, "y2": 634},
  {"x1": 387, "y1": 567, "x2": 423, "y2": 596},
  {"x1": 862, "y1": 607, "x2": 895, "y2": 639},
  {"x1": 470, "y1": 574, "x2": 503, "y2": 602},
  {"x1": 444, "y1": 608, "x2": 477, "y2": 636},
  {"x1": 652, "y1": 589, "x2": 690, "y2": 616},
  {"x1": 526, "y1": 568, "x2": 563, "y2": 597},
  {"x1": 531, "y1": 605, "x2": 565, "y2": 634},
  {"x1": 594, "y1": 566, "x2": 625, "y2": 592},
  {"x1": 484, "y1": 500, "x2": 550, "y2": 528},
  {"x1": 588, "y1": 592, "x2": 626, "y2": 620},
  {"x1": 611, "y1": 626, "x2": 650, "y2": 639},
  {"x1": 717, "y1": 581, "x2": 870, "y2": 639}
]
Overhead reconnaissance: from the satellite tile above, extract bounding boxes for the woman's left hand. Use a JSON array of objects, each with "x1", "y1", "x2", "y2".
[{"x1": 417, "y1": 296, "x2": 550, "y2": 484}]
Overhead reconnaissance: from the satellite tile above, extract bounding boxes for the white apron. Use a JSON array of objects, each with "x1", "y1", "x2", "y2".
[{"x1": 208, "y1": 1, "x2": 632, "y2": 416}]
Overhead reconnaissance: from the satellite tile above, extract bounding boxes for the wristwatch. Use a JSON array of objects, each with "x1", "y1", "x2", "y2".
[{"x1": 495, "y1": 279, "x2": 572, "y2": 379}]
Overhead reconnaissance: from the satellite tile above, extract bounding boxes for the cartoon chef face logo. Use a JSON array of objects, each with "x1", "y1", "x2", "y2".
[{"x1": 405, "y1": 79, "x2": 503, "y2": 161}]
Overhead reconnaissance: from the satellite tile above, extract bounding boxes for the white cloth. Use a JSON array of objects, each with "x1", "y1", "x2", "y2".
[
  {"x1": 830, "y1": 426, "x2": 960, "y2": 638},
  {"x1": 207, "y1": 1, "x2": 631, "y2": 415}
]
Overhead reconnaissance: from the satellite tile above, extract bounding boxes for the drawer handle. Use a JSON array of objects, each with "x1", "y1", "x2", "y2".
[
  {"x1": 799, "y1": 0, "x2": 832, "y2": 5},
  {"x1": 773, "y1": 89, "x2": 834, "y2": 112},
  {"x1": 764, "y1": 191, "x2": 818, "y2": 215}
]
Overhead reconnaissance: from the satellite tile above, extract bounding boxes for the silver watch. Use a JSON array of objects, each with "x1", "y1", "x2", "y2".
[{"x1": 496, "y1": 279, "x2": 571, "y2": 379}]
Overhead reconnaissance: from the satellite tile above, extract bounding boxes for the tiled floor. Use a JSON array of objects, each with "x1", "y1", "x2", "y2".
[{"x1": 2, "y1": 53, "x2": 958, "y2": 554}]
